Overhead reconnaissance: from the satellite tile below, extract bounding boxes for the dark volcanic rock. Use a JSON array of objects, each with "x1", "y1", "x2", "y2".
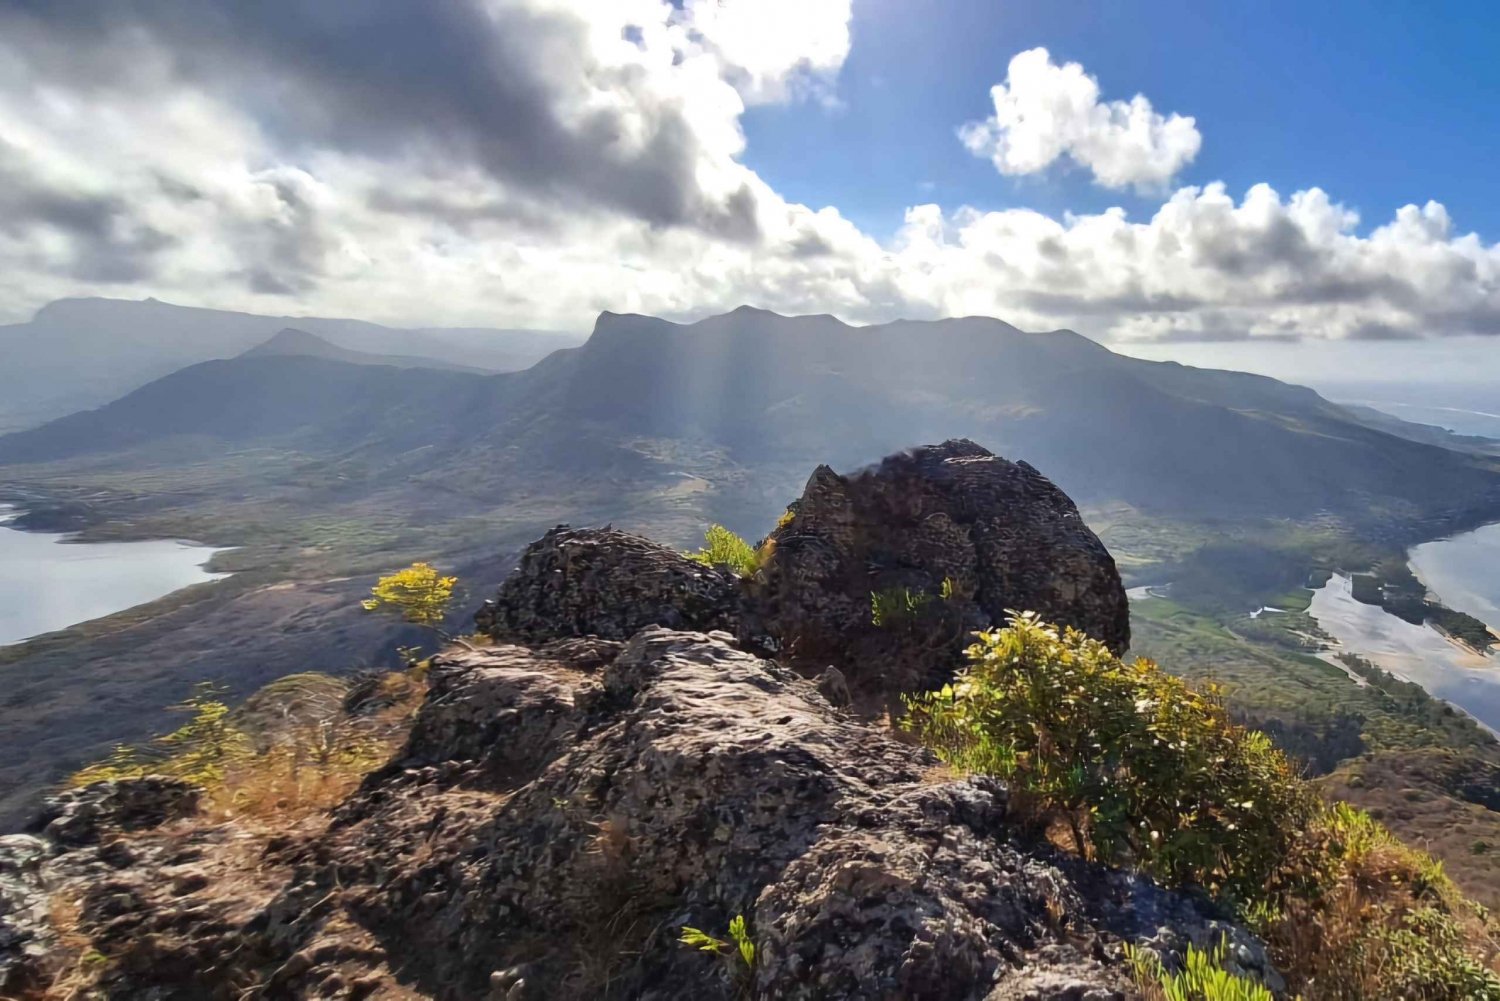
[
  {"x1": 477, "y1": 525, "x2": 743, "y2": 643},
  {"x1": 478, "y1": 442, "x2": 1128, "y2": 699},
  {"x1": 2, "y1": 637, "x2": 1274, "y2": 999},
  {"x1": 33, "y1": 777, "x2": 201, "y2": 848},
  {"x1": 312, "y1": 630, "x2": 1266, "y2": 1000},
  {"x1": 754, "y1": 439, "x2": 1128, "y2": 692},
  {"x1": 0, "y1": 835, "x2": 53, "y2": 995}
]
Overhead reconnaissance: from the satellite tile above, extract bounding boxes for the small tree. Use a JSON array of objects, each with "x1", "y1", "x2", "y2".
[
  {"x1": 362, "y1": 562, "x2": 458, "y2": 636},
  {"x1": 157, "y1": 682, "x2": 253, "y2": 786}
]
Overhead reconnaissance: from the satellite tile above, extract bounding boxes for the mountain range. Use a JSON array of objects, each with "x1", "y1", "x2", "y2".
[
  {"x1": 3, "y1": 305, "x2": 1498, "y2": 540},
  {"x1": 0, "y1": 297, "x2": 584, "y2": 432}
]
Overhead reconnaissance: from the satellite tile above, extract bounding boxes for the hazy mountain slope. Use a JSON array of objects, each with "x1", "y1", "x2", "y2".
[
  {"x1": 512, "y1": 309, "x2": 1500, "y2": 520},
  {"x1": 239, "y1": 327, "x2": 488, "y2": 372},
  {"x1": 0, "y1": 356, "x2": 500, "y2": 465},
  {"x1": 0, "y1": 297, "x2": 583, "y2": 432},
  {"x1": 4, "y1": 307, "x2": 1499, "y2": 536}
]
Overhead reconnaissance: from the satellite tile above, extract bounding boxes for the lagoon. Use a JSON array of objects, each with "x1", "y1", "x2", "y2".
[
  {"x1": 1410, "y1": 522, "x2": 1500, "y2": 639},
  {"x1": 1309, "y1": 571, "x2": 1500, "y2": 734},
  {"x1": 0, "y1": 506, "x2": 229, "y2": 646}
]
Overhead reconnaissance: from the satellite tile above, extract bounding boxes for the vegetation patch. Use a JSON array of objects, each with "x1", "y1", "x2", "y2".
[
  {"x1": 905, "y1": 613, "x2": 1500, "y2": 1000},
  {"x1": 685, "y1": 524, "x2": 772, "y2": 578},
  {"x1": 1126, "y1": 937, "x2": 1274, "y2": 1001}
]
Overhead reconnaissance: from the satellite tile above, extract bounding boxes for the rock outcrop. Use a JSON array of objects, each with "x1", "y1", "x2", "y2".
[
  {"x1": 479, "y1": 441, "x2": 1129, "y2": 698},
  {"x1": 34, "y1": 777, "x2": 201, "y2": 848},
  {"x1": 477, "y1": 525, "x2": 743, "y2": 643},
  {"x1": 4, "y1": 633, "x2": 1276, "y2": 1000},
  {"x1": 0, "y1": 779, "x2": 202, "y2": 996},
  {"x1": 0, "y1": 835, "x2": 53, "y2": 996},
  {"x1": 754, "y1": 439, "x2": 1128, "y2": 692}
]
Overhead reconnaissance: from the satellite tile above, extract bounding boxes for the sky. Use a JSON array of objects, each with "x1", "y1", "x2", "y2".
[{"x1": 2, "y1": 0, "x2": 1499, "y2": 370}]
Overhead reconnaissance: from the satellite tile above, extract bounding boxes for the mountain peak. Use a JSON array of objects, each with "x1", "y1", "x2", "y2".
[{"x1": 240, "y1": 327, "x2": 341, "y2": 359}]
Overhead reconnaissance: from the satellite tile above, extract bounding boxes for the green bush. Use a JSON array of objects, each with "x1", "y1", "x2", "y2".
[
  {"x1": 686, "y1": 524, "x2": 763, "y2": 578},
  {"x1": 904, "y1": 613, "x2": 1500, "y2": 999},
  {"x1": 903, "y1": 612, "x2": 1319, "y2": 902}
]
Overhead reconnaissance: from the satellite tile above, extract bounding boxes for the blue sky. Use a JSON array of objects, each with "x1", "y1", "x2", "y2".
[{"x1": 744, "y1": 0, "x2": 1500, "y2": 242}]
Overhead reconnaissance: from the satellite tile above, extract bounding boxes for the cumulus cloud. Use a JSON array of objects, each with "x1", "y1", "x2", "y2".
[
  {"x1": 886, "y1": 183, "x2": 1500, "y2": 342},
  {"x1": 0, "y1": 5, "x2": 1497, "y2": 347},
  {"x1": 959, "y1": 47, "x2": 1202, "y2": 191}
]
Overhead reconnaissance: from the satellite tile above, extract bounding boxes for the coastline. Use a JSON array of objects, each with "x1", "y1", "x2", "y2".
[
  {"x1": 1309, "y1": 571, "x2": 1500, "y2": 734},
  {"x1": 0, "y1": 506, "x2": 234, "y2": 648}
]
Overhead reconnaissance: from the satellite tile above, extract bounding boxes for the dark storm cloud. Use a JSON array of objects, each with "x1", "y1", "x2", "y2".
[
  {"x1": 0, "y1": 0, "x2": 763, "y2": 241},
  {"x1": 1188, "y1": 212, "x2": 1317, "y2": 277}
]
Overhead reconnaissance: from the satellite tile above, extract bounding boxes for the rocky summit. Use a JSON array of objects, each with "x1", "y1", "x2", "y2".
[
  {"x1": 482, "y1": 440, "x2": 1129, "y2": 698},
  {"x1": 0, "y1": 443, "x2": 1273, "y2": 1000}
]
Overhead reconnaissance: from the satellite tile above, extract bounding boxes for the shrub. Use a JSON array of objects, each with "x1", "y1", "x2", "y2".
[
  {"x1": 68, "y1": 671, "x2": 424, "y2": 822},
  {"x1": 904, "y1": 614, "x2": 1500, "y2": 1000},
  {"x1": 70, "y1": 682, "x2": 251, "y2": 788},
  {"x1": 686, "y1": 524, "x2": 766, "y2": 578},
  {"x1": 904, "y1": 612, "x2": 1318, "y2": 901},
  {"x1": 362, "y1": 561, "x2": 458, "y2": 632},
  {"x1": 1256, "y1": 801, "x2": 1500, "y2": 1000}
]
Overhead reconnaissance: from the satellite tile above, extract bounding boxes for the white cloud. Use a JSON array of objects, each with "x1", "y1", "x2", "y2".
[
  {"x1": 959, "y1": 47, "x2": 1202, "y2": 192},
  {"x1": 673, "y1": 0, "x2": 851, "y2": 104},
  {"x1": 882, "y1": 183, "x2": 1500, "y2": 341},
  {"x1": 0, "y1": 8, "x2": 1497, "y2": 347}
]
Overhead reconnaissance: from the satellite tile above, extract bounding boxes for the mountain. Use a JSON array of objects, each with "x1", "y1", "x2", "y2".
[
  {"x1": 3, "y1": 307, "x2": 1499, "y2": 537},
  {"x1": 0, "y1": 297, "x2": 584, "y2": 432},
  {"x1": 239, "y1": 327, "x2": 487, "y2": 372}
]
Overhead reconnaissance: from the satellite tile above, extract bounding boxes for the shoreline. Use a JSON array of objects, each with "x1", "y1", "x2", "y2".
[
  {"x1": 0, "y1": 500, "x2": 229, "y2": 561},
  {"x1": 1309, "y1": 571, "x2": 1500, "y2": 734},
  {"x1": 0, "y1": 505, "x2": 235, "y2": 649},
  {"x1": 1409, "y1": 521, "x2": 1500, "y2": 649}
]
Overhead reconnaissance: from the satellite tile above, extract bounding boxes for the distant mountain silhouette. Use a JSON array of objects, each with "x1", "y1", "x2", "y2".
[
  {"x1": 240, "y1": 328, "x2": 486, "y2": 373},
  {"x1": 2, "y1": 306, "x2": 1498, "y2": 531},
  {"x1": 0, "y1": 297, "x2": 584, "y2": 432}
]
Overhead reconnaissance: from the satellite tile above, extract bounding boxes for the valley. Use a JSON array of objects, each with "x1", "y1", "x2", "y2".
[{"x1": 5, "y1": 303, "x2": 1500, "y2": 910}]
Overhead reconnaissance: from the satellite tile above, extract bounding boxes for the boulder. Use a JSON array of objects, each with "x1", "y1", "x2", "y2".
[
  {"x1": 753, "y1": 439, "x2": 1128, "y2": 693},
  {"x1": 476, "y1": 442, "x2": 1128, "y2": 699},
  {"x1": 286, "y1": 629, "x2": 1260, "y2": 1000},
  {"x1": 476, "y1": 525, "x2": 743, "y2": 643}
]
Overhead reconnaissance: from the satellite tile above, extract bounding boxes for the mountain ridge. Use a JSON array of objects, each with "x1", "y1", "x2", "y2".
[
  {"x1": 238, "y1": 327, "x2": 488, "y2": 373},
  {"x1": 0, "y1": 297, "x2": 584, "y2": 432},
  {"x1": 3, "y1": 307, "x2": 1498, "y2": 533}
]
